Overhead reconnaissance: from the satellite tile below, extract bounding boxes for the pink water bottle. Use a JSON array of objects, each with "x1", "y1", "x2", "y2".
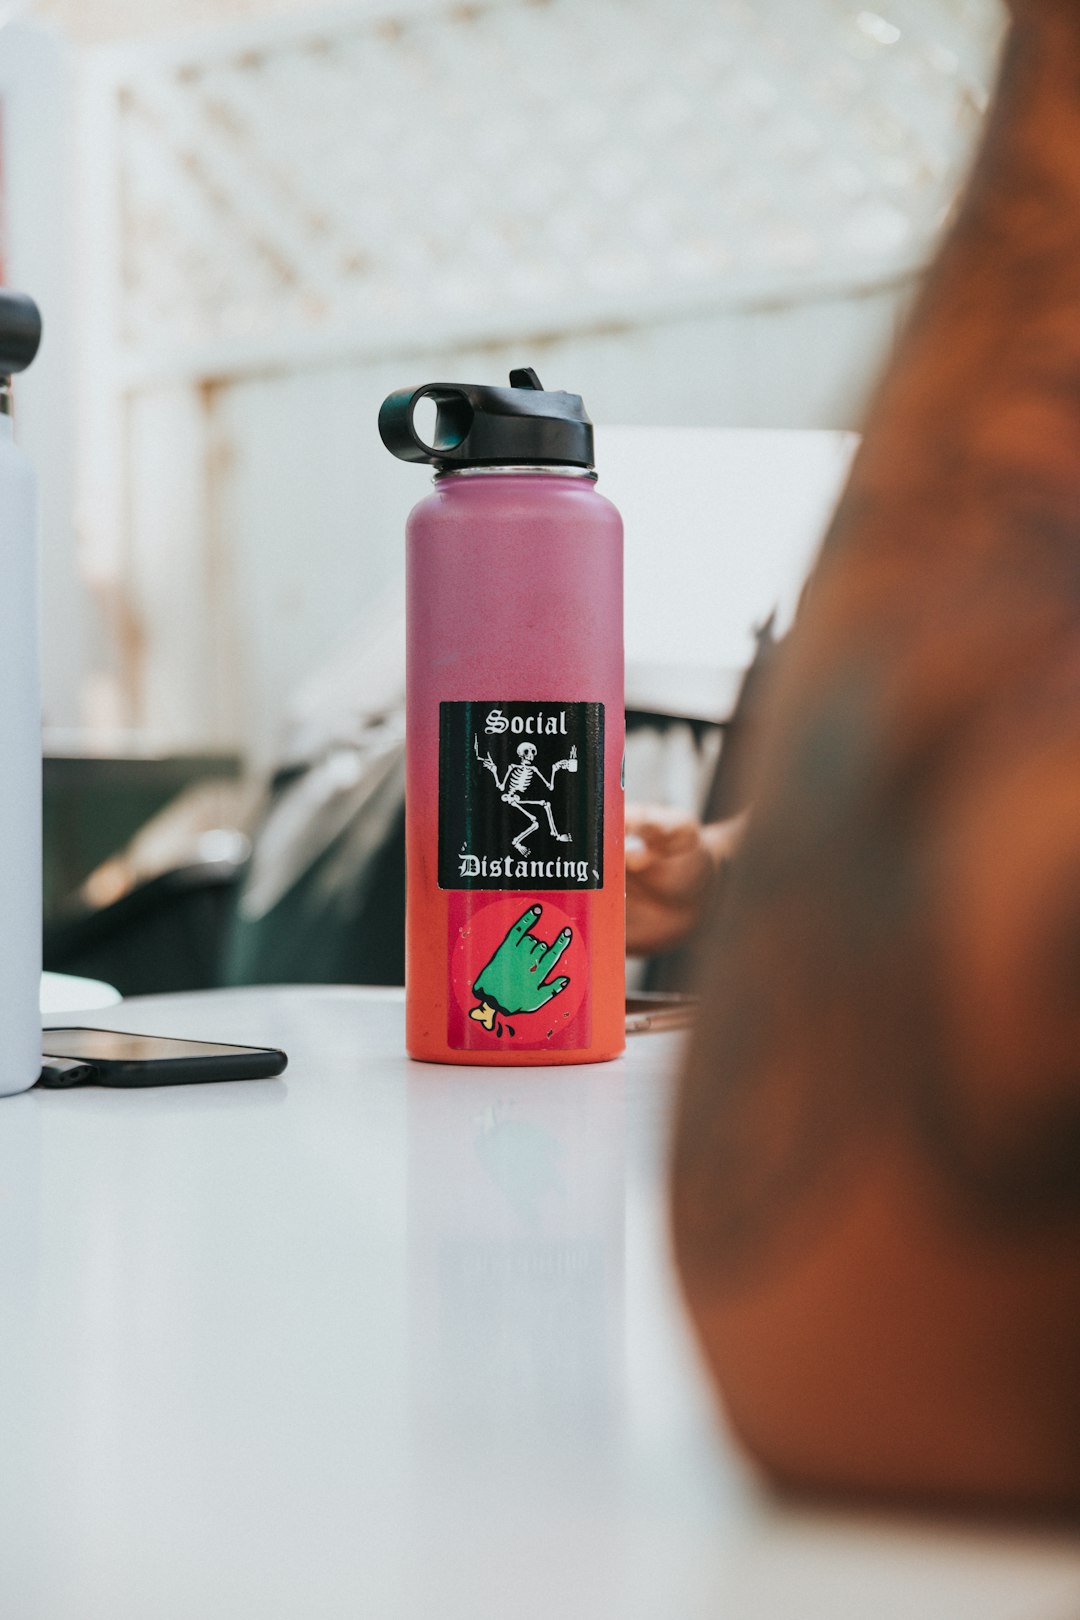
[{"x1": 379, "y1": 368, "x2": 624, "y2": 1065}]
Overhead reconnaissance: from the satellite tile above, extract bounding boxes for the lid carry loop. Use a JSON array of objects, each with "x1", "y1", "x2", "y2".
[{"x1": 378, "y1": 368, "x2": 594, "y2": 471}]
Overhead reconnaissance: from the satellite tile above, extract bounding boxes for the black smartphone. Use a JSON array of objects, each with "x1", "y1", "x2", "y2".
[{"x1": 39, "y1": 1028, "x2": 288, "y2": 1089}]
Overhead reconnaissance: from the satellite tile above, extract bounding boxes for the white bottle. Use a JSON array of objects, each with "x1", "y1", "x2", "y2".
[{"x1": 0, "y1": 292, "x2": 42, "y2": 1097}]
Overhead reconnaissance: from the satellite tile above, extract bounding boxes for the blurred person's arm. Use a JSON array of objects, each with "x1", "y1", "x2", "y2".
[
  {"x1": 625, "y1": 807, "x2": 744, "y2": 956},
  {"x1": 672, "y1": 5, "x2": 1080, "y2": 1511}
]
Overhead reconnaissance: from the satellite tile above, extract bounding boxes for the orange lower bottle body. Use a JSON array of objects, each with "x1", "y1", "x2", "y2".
[{"x1": 405, "y1": 864, "x2": 625, "y2": 1067}]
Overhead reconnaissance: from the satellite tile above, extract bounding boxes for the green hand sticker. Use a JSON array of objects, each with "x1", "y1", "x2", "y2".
[{"x1": 470, "y1": 904, "x2": 572, "y2": 1032}]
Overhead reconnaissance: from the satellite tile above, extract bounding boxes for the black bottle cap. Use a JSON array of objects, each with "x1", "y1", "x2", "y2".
[
  {"x1": 378, "y1": 368, "x2": 594, "y2": 470},
  {"x1": 0, "y1": 291, "x2": 42, "y2": 379}
]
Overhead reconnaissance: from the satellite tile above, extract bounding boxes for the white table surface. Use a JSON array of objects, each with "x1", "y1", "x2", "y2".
[
  {"x1": 3, "y1": 986, "x2": 1078, "y2": 1620},
  {"x1": 40, "y1": 970, "x2": 121, "y2": 1016}
]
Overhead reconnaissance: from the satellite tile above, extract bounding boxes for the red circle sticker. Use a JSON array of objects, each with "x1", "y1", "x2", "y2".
[{"x1": 448, "y1": 893, "x2": 590, "y2": 1049}]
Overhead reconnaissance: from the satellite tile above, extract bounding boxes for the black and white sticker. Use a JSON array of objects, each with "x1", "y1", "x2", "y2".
[{"x1": 439, "y1": 701, "x2": 604, "y2": 890}]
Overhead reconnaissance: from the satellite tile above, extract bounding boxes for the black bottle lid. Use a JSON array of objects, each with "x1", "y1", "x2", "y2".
[
  {"x1": 0, "y1": 291, "x2": 42, "y2": 379},
  {"x1": 378, "y1": 368, "x2": 594, "y2": 470}
]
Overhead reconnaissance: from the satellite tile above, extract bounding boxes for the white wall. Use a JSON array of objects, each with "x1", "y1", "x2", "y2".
[
  {"x1": 121, "y1": 286, "x2": 902, "y2": 764},
  {"x1": 68, "y1": 0, "x2": 997, "y2": 762}
]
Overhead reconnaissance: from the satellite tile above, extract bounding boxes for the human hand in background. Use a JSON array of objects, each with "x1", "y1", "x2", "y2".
[{"x1": 625, "y1": 806, "x2": 745, "y2": 956}]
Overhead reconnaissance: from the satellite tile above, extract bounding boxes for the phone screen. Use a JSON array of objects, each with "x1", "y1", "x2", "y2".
[{"x1": 42, "y1": 1029, "x2": 265, "y2": 1063}]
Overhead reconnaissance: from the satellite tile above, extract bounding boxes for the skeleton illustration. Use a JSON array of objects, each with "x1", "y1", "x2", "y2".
[{"x1": 475, "y1": 735, "x2": 577, "y2": 855}]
